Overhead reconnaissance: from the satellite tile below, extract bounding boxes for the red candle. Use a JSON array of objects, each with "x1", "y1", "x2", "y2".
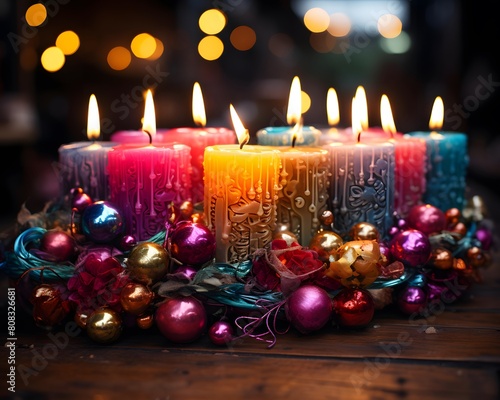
[
  {"x1": 108, "y1": 90, "x2": 192, "y2": 241},
  {"x1": 160, "y1": 82, "x2": 236, "y2": 204}
]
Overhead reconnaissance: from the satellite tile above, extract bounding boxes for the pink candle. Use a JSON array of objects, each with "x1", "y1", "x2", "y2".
[
  {"x1": 107, "y1": 91, "x2": 192, "y2": 241},
  {"x1": 160, "y1": 83, "x2": 236, "y2": 204}
]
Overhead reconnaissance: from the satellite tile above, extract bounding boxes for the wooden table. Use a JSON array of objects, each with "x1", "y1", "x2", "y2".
[{"x1": 2, "y1": 259, "x2": 498, "y2": 400}]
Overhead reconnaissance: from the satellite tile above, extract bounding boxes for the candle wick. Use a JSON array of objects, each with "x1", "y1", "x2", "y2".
[
  {"x1": 292, "y1": 134, "x2": 297, "y2": 148},
  {"x1": 357, "y1": 131, "x2": 361, "y2": 144},
  {"x1": 143, "y1": 129, "x2": 153, "y2": 145}
]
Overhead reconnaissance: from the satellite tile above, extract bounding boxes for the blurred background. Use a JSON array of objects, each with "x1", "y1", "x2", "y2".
[{"x1": 0, "y1": 0, "x2": 499, "y2": 228}]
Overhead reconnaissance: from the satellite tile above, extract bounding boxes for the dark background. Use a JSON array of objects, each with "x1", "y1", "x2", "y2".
[{"x1": 1, "y1": 0, "x2": 499, "y2": 228}]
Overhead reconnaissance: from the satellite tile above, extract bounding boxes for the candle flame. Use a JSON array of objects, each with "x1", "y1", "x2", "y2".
[
  {"x1": 352, "y1": 96, "x2": 363, "y2": 143},
  {"x1": 229, "y1": 104, "x2": 249, "y2": 149},
  {"x1": 192, "y1": 82, "x2": 206, "y2": 127},
  {"x1": 286, "y1": 76, "x2": 302, "y2": 125},
  {"x1": 429, "y1": 96, "x2": 444, "y2": 131},
  {"x1": 87, "y1": 94, "x2": 100, "y2": 140},
  {"x1": 355, "y1": 85, "x2": 369, "y2": 131},
  {"x1": 327, "y1": 87, "x2": 340, "y2": 126},
  {"x1": 380, "y1": 94, "x2": 397, "y2": 136},
  {"x1": 143, "y1": 89, "x2": 156, "y2": 142}
]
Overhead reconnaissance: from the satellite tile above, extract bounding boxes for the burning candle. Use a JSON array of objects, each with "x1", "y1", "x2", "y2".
[
  {"x1": 160, "y1": 82, "x2": 236, "y2": 204},
  {"x1": 256, "y1": 76, "x2": 321, "y2": 146},
  {"x1": 204, "y1": 105, "x2": 281, "y2": 263},
  {"x1": 407, "y1": 96, "x2": 468, "y2": 211},
  {"x1": 326, "y1": 97, "x2": 396, "y2": 238},
  {"x1": 108, "y1": 90, "x2": 192, "y2": 241},
  {"x1": 58, "y1": 94, "x2": 117, "y2": 200},
  {"x1": 319, "y1": 87, "x2": 352, "y2": 145}
]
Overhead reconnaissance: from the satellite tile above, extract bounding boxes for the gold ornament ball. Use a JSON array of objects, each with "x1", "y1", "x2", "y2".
[
  {"x1": 120, "y1": 282, "x2": 154, "y2": 315},
  {"x1": 74, "y1": 311, "x2": 89, "y2": 329},
  {"x1": 273, "y1": 226, "x2": 299, "y2": 246},
  {"x1": 180, "y1": 201, "x2": 194, "y2": 219},
  {"x1": 126, "y1": 242, "x2": 169, "y2": 285},
  {"x1": 445, "y1": 208, "x2": 461, "y2": 227},
  {"x1": 349, "y1": 222, "x2": 380, "y2": 241},
  {"x1": 431, "y1": 248, "x2": 454, "y2": 270},
  {"x1": 309, "y1": 231, "x2": 343, "y2": 263},
  {"x1": 190, "y1": 212, "x2": 206, "y2": 225},
  {"x1": 467, "y1": 246, "x2": 488, "y2": 268},
  {"x1": 86, "y1": 308, "x2": 122, "y2": 344},
  {"x1": 450, "y1": 222, "x2": 467, "y2": 238},
  {"x1": 319, "y1": 210, "x2": 334, "y2": 226}
]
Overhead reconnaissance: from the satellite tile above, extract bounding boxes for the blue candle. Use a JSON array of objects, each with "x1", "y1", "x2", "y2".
[
  {"x1": 256, "y1": 126, "x2": 321, "y2": 146},
  {"x1": 406, "y1": 131, "x2": 468, "y2": 212},
  {"x1": 407, "y1": 97, "x2": 469, "y2": 212}
]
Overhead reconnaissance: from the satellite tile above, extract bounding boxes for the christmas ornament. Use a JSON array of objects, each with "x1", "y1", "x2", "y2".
[
  {"x1": 430, "y1": 248, "x2": 454, "y2": 270},
  {"x1": 407, "y1": 204, "x2": 446, "y2": 235},
  {"x1": 179, "y1": 201, "x2": 194, "y2": 219},
  {"x1": 86, "y1": 308, "x2": 123, "y2": 344},
  {"x1": 126, "y1": 242, "x2": 169, "y2": 285},
  {"x1": 136, "y1": 313, "x2": 154, "y2": 329},
  {"x1": 119, "y1": 235, "x2": 137, "y2": 252},
  {"x1": 285, "y1": 285, "x2": 332, "y2": 334},
  {"x1": 426, "y1": 270, "x2": 470, "y2": 303},
  {"x1": 467, "y1": 246, "x2": 488, "y2": 268},
  {"x1": 31, "y1": 284, "x2": 70, "y2": 328},
  {"x1": 81, "y1": 201, "x2": 125, "y2": 243},
  {"x1": 38, "y1": 229, "x2": 77, "y2": 263},
  {"x1": 190, "y1": 212, "x2": 205, "y2": 224},
  {"x1": 308, "y1": 231, "x2": 343, "y2": 263},
  {"x1": 349, "y1": 222, "x2": 380, "y2": 241},
  {"x1": 475, "y1": 228, "x2": 492, "y2": 250},
  {"x1": 273, "y1": 226, "x2": 299, "y2": 247},
  {"x1": 71, "y1": 188, "x2": 93, "y2": 213},
  {"x1": 172, "y1": 265, "x2": 198, "y2": 281},
  {"x1": 209, "y1": 321, "x2": 234, "y2": 345},
  {"x1": 168, "y1": 221, "x2": 216, "y2": 267},
  {"x1": 119, "y1": 282, "x2": 154, "y2": 315},
  {"x1": 397, "y1": 286, "x2": 427, "y2": 315},
  {"x1": 325, "y1": 241, "x2": 381, "y2": 288},
  {"x1": 390, "y1": 229, "x2": 431, "y2": 267},
  {"x1": 332, "y1": 288, "x2": 375, "y2": 328},
  {"x1": 445, "y1": 208, "x2": 461, "y2": 227},
  {"x1": 319, "y1": 210, "x2": 334, "y2": 226},
  {"x1": 155, "y1": 296, "x2": 207, "y2": 343},
  {"x1": 74, "y1": 310, "x2": 88, "y2": 329}
]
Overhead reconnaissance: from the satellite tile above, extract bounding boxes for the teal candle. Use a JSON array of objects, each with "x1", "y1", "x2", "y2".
[
  {"x1": 407, "y1": 131, "x2": 468, "y2": 211},
  {"x1": 256, "y1": 126, "x2": 321, "y2": 146}
]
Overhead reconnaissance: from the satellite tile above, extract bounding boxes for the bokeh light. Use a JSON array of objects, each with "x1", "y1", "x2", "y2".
[
  {"x1": 147, "y1": 38, "x2": 164, "y2": 60},
  {"x1": 309, "y1": 32, "x2": 336, "y2": 53},
  {"x1": 303, "y1": 8, "x2": 330, "y2": 33},
  {"x1": 327, "y1": 13, "x2": 351, "y2": 37},
  {"x1": 301, "y1": 91, "x2": 311, "y2": 114},
  {"x1": 378, "y1": 14, "x2": 403, "y2": 39},
  {"x1": 379, "y1": 31, "x2": 411, "y2": 54},
  {"x1": 41, "y1": 46, "x2": 65, "y2": 72},
  {"x1": 199, "y1": 9, "x2": 226, "y2": 35},
  {"x1": 56, "y1": 31, "x2": 80, "y2": 55},
  {"x1": 230, "y1": 26, "x2": 256, "y2": 51},
  {"x1": 131, "y1": 33, "x2": 156, "y2": 59},
  {"x1": 198, "y1": 36, "x2": 224, "y2": 61},
  {"x1": 107, "y1": 46, "x2": 132, "y2": 70},
  {"x1": 25, "y1": 3, "x2": 47, "y2": 27}
]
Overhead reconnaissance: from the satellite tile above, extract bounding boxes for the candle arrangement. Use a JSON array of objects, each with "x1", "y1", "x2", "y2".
[{"x1": 1, "y1": 82, "x2": 491, "y2": 352}]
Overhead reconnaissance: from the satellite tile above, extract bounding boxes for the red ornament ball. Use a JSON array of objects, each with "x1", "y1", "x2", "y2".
[
  {"x1": 407, "y1": 204, "x2": 446, "y2": 235},
  {"x1": 155, "y1": 296, "x2": 207, "y2": 343},
  {"x1": 285, "y1": 285, "x2": 333, "y2": 334},
  {"x1": 208, "y1": 321, "x2": 234, "y2": 346},
  {"x1": 390, "y1": 229, "x2": 431, "y2": 268},
  {"x1": 332, "y1": 288, "x2": 375, "y2": 328},
  {"x1": 39, "y1": 230, "x2": 77, "y2": 262},
  {"x1": 168, "y1": 221, "x2": 216, "y2": 267}
]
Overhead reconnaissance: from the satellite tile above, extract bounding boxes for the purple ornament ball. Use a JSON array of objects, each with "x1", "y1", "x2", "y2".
[
  {"x1": 155, "y1": 296, "x2": 207, "y2": 343},
  {"x1": 81, "y1": 201, "x2": 125, "y2": 243},
  {"x1": 475, "y1": 228, "x2": 492, "y2": 251},
  {"x1": 39, "y1": 230, "x2": 77, "y2": 262},
  {"x1": 285, "y1": 285, "x2": 332, "y2": 334},
  {"x1": 397, "y1": 286, "x2": 427, "y2": 315},
  {"x1": 168, "y1": 221, "x2": 216, "y2": 267},
  {"x1": 71, "y1": 191, "x2": 93, "y2": 213},
  {"x1": 390, "y1": 229, "x2": 431, "y2": 268},
  {"x1": 173, "y1": 265, "x2": 198, "y2": 281},
  {"x1": 407, "y1": 204, "x2": 446, "y2": 235},
  {"x1": 208, "y1": 321, "x2": 234, "y2": 346},
  {"x1": 119, "y1": 235, "x2": 137, "y2": 252}
]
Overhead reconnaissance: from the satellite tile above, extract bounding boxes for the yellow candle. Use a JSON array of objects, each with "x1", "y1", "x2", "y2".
[{"x1": 204, "y1": 144, "x2": 281, "y2": 263}]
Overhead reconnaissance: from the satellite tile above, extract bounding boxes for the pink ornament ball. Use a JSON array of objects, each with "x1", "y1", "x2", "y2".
[
  {"x1": 168, "y1": 221, "x2": 216, "y2": 267},
  {"x1": 208, "y1": 321, "x2": 234, "y2": 346},
  {"x1": 155, "y1": 296, "x2": 207, "y2": 343},
  {"x1": 397, "y1": 286, "x2": 427, "y2": 315},
  {"x1": 407, "y1": 204, "x2": 446, "y2": 235},
  {"x1": 285, "y1": 285, "x2": 333, "y2": 334},
  {"x1": 390, "y1": 229, "x2": 431, "y2": 268},
  {"x1": 475, "y1": 228, "x2": 492, "y2": 251},
  {"x1": 39, "y1": 230, "x2": 77, "y2": 262}
]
